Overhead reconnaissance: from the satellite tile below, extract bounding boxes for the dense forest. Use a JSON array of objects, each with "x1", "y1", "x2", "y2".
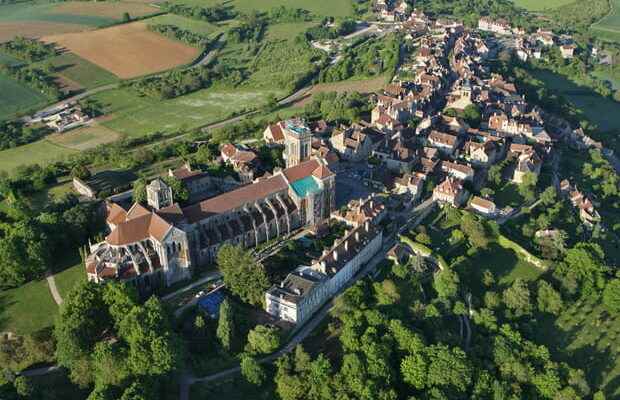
[{"x1": 128, "y1": 66, "x2": 213, "y2": 99}]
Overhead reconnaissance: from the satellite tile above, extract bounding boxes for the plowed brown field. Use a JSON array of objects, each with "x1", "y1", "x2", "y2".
[
  {"x1": 42, "y1": 22, "x2": 200, "y2": 79},
  {"x1": 0, "y1": 21, "x2": 90, "y2": 42}
]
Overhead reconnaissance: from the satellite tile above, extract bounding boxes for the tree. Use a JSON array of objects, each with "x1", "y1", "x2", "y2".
[
  {"x1": 536, "y1": 281, "x2": 563, "y2": 315},
  {"x1": 518, "y1": 172, "x2": 538, "y2": 203},
  {"x1": 540, "y1": 186, "x2": 557, "y2": 206},
  {"x1": 462, "y1": 104, "x2": 482, "y2": 128},
  {"x1": 162, "y1": 176, "x2": 189, "y2": 203},
  {"x1": 241, "y1": 354, "x2": 266, "y2": 385},
  {"x1": 503, "y1": 279, "x2": 532, "y2": 317},
  {"x1": 460, "y1": 213, "x2": 491, "y2": 249},
  {"x1": 373, "y1": 279, "x2": 401, "y2": 305},
  {"x1": 246, "y1": 325, "x2": 280, "y2": 355},
  {"x1": 122, "y1": 12, "x2": 131, "y2": 22},
  {"x1": 71, "y1": 164, "x2": 91, "y2": 181},
  {"x1": 434, "y1": 268, "x2": 460, "y2": 300},
  {"x1": 217, "y1": 244, "x2": 269, "y2": 305},
  {"x1": 13, "y1": 376, "x2": 34, "y2": 397},
  {"x1": 132, "y1": 178, "x2": 147, "y2": 205},
  {"x1": 401, "y1": 353, "x2": 428, "y2": 389},
  {"x1": 603, "y1": 279, "x2": 620, "y2": 312},
  {"x1": 216, "y1": 299, "x2": 234, "y2": 351}
]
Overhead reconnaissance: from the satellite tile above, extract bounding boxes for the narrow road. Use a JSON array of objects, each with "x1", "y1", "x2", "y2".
[
  {"x1": 161, "y1": 271, "x2": 222, "y2": 302},
  {"x1": 20, "y1": 365, "x2": 61, "y2": 377},
  {"x1": 46, "y1": 269, "x2": 63, "y2": 305},
  {"x1": 29, "y1": 83, "x2": 120, "y2": 119}
]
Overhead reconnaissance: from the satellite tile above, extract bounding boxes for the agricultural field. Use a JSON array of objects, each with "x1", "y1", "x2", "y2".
[
  {"x1": 0, "y1": 1, "x2": 160, "y2": 42},
  {"x1": 0, "y1": 139, "x2": 77, "y2": 173},
  {"x1": 170, "y1": 0, "x2": 355, "y2": 17},
  {"x1": 42, "y1": 52, "x2": 119, "y2": 90},
  {"x1": 591, "y1": 0, "x2": 620, "y2": 42},
  {"x1": 92, "y1": 86, "x2": 285, "y2": 137},
  {"x1": 42, "y1": 21, "x2": 200, "y2": 79},
  {"x1": 0, "y1": 72, "x2": 50, "y2": 120},
  {"x1": 511, "y1": 0, "x2": 575, "y2": 11}
]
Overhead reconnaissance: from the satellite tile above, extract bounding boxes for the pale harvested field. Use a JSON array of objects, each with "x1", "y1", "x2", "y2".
[
  {"x1": 50, "y1": 2, "x2": 159, "y2": 19},
  {"x1": 48, "y1": 122, "x2": 121, "y2": 150},
  {"x1": 294, "y1": 76, "x2": 388, "y2": 106},
  {"x1": 42, "y1": 22, "x2": 200, "y2": 79},
  {"x1": 0, "y1": 21, "x2": 90, "y2": 42}
]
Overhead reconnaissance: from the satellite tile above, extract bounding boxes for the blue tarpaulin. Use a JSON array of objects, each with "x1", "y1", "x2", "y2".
[{"x1": 197, "y1": 289, "x2": 225, "y2": 318}]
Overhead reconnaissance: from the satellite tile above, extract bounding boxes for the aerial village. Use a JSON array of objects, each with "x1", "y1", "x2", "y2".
[{"x1": 77, "y1": 2, "x2": 610, "y2": 330}]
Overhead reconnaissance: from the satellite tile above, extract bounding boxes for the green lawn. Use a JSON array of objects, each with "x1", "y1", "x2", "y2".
[
  {"x1": 533, "y1": 296, "x2": 620, "y2": 398},
  {"x1": 0, "y1": 72, "x2": 51, "y2": 120},
  {"x1": 0, "y1": 139, "x2": 78, "y2": 174},
  {"x1": 266, "y1": 21, "x2": 318, "y2": 40},
  {"x1": 0, "y1": 278, "x2": 58, "y2": 335},
  {"x1": 172, "y1": 0, "x2": 354, "y2": 17},
  {"x1": 512, "y1": 0, "x2": 575, "y2": 11},
  {"x1": 44, "y1": 52, "x2": 119, "y2": 89},
  {"x1": 95, "y1": 86, "x2": 285, "y2": 137}
]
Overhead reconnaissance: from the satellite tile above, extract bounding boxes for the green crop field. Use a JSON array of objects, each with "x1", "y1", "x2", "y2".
[
  {"x1": 43, "y1": 52, "x2": 118, "y2": 89},
  {"x1": 0, "y1": 139, "x2": 78, "y2": 173},
  {"x1": 0, "y1": 2, "x2": 115, "y2": 26},
  {"x1": 169, "y1": 0, "x2": 354, "y2": 17},
  {"x1": 591, "y1": 0, "x2": 620, "y2": 42},
  {"x1": 512, "y1": 0, "x2": 575, "y2": 11},
  {"x1": 0, "y1": 72, "x2": 50, "y2": 120},
  {"x1": 93, "y1": 86, "x2": 285, "y2": 137}
]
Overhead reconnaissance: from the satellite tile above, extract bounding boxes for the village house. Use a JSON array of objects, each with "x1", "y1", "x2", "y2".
[
  {"x1": 44, "y1": 106, "x2": 89, "y2": 133},
  {"x1": 433, "y1": 176, "x2": 468, "y2": 207},
  {"x1": 372, "y1": 137, "x2": 417, "y2": 173},
  {"x1": 512, "y1": 150, "x2": 542, "y2": 184},
  {"x1": 220, "y1": 143, "x2": 259, "y2": 183},
  {"x1": 464, "y1": 140, "x2": 498, "y2": 166},
  {"x1": 427, "y1": 130, "x2": 461, "y2": 155},
  {"x1": 478, "y1": 17, "x2": 512, "y2": 35},
  {"x1": 469, "y1": 195, "x2": 497, "y2": 217},
  {"x1": 263, "y1": 122, "x2": 285, "y2": 144},
  {"x1": 332, "y1": 195, "x2": 387, "y2": 228},
  {"x1": 560, "y1": 44, "x2": 576, "y2": 59},
  {"x1": 441, "y1": 160, "x2": 475, "y2": 181},
  {"x1": 561, "y1": 180, "x2": 601, "y2": 227},
  {"x1": 394, "y1": 172, "x2": 426, "y2": 200},
  {"x1": 330, "y1": 124, "x2": 382, "y2": 162}
]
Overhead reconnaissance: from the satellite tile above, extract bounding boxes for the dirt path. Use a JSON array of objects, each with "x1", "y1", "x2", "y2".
[{"x1": 45, "y1": 269, "x2": 63, "y2": 305}]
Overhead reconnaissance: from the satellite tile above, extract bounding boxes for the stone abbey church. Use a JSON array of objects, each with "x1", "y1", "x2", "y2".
[{"x1": 86, "y1": 120, "x2": 336, "y2": 293}]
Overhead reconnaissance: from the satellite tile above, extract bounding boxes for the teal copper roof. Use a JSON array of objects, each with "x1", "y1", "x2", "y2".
[{"x1": 291, "y1": 176, "x2": 321, "y2": 198}]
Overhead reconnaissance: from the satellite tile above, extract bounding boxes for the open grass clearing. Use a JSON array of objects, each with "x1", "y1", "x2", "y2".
[
  {"x1": 172, "y1": 0, "x2": 355, "y2": 17},
  {"x1": 48, "y1": 122, "x2": 121, "y2": 150},
  {"x1": 42, "y1": 21, "x2": 200, "y2": 79},
  {"x1": 0, "y1": 72, "x2": 50, "y2": 120},
  {"x1": 94, "y1": 86, "x2": 285, "y2": 137},
  {"x1": 293, "y1": 75, "x2": 388, "y2": 106},
  {"x1": 0, "y1": 277, "x2": 58, "y2": 335},
  {"x1": 0, "y1": 139, "x2": 78, "y2": 174},
  {"x1": 50, "y1": 1, "x2": 160, "y2": 20},
  {"x1": 266, "y1": 21, "x2": 318, "y2": 41},
  {"x1": 530, "y1": 69, "x2": 620, "y2": 132},
  {"x1": 511, "y1": 0, "x2": 575, "y2": 11},
  {"x1": 53, "y1": 254, "x2": 86, "y2": 300},
  {"x1": 43, "y1": 52, "x2": 119, "y2": 90}
]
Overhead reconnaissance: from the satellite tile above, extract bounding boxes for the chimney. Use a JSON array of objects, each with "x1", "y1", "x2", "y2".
[
  {"x1": 355, "y1": 231, "x2": 360, "y2": 241},
  {"x1": 322, "y1": 249, "x2": 329, "y2": 257},
  {"x1": 365, "y1": 221, "x2": 370, "y2": 232},
  {"x1": 345, "y1": 241, "x2": 349, "y2": 252},
  {"x1": 333, "y1": 250, "x2": 338, "y2": 262},
  {"x1": 320, "y1": 261, "x2": 326, "y2": 273}
]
